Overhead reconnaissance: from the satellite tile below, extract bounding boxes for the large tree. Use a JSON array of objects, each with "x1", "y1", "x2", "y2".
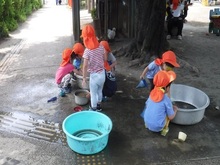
[{"x1": 127, "y1": 0, "x2": 167, "y2": 64}]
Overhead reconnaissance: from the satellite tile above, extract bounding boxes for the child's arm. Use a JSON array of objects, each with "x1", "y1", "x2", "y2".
[
  {"x1": 110, "y1": 60, "x2": 117, "y2": 69},
  {"x1": 73, "y1": 68, "x2": 82, "y2": 75},
  {"x1": 82, "y1": 58, "x2": 88, "y2": 88},
  {"x1": 168, "y1": 105, "x2": 178, "y2": 120},
  {"x1": 140, "y1": 66, "x2": 149, "y2": 79}
]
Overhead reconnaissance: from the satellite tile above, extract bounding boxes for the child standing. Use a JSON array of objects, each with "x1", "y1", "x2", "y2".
[
  {"x1": 142, "y1": 70, "x2": 178, "y2": 134},
  {"x1": 55, "y1": 43, "x2": 84, "y2": 94},
  {"x1": 81, "y1": 24, "x2": 107, "y2": 111}
]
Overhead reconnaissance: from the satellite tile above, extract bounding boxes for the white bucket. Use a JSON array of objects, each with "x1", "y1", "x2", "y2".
[
  {"x1": 74, "y1": 89, "x2": 89, "y2": 105},
  {"x1": 178, "y1": 131, "x2": 187, "y2": 142}
]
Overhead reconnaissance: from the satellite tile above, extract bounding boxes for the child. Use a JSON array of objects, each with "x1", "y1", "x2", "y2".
[
  {"x1": 81, "y1": 24, "x2": 107, "y2": 111},
  {"x1": 140, "y1": 57, "x2": 163, "y2": 91},
  {"x1": 100, "y1": 40, "x2": 117, "y2": 74},
  {"x1": 72, "y1": 43, "x2": 85, "y2": 72},
  {"x1": 100, "y1": 40, "x2": 117, "y2": 98},
  {"x1": 140, "y1": 50, "x2": 180, "y2": 91},
  {"x1": 162, "y1": 50, "x2": 180, "y2": 71},
  {"x1": 166, "y1": 0, "x2": 186, "y2": 40},
  {"x1": 142, "y1": 70, "x2": 178, "y2": 134},
  {"x1": 55, "y1": 43, "x2": 84, "y2": 94}
]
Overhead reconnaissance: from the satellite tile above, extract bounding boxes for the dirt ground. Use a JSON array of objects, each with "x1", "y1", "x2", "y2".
[
  {"x1": 109, "y1": 22, "x2": 220, "y2": 111},
  {"x1": 1, "y1": 2, "x2": 220, "y2": 164},
  {"x1": 106, "y1": 2, "x2": 220, "y2": 113}
]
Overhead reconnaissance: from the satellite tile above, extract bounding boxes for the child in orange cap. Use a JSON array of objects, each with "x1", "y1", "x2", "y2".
[
  {"x1": 161, "y1": 50, "x2": 180, "y2": 71},
  {"x1": 55, "y1": 43, "x2": 84, "y2": 94},
  {"x1": 100, "y1": 40, "x2": 117, "y2": 74},
  {"x1": 141, "y1": 70, "x2": 178, "y2": 134},
  {"x1": 140, "y1": 50, "x2": 179, "y2": 91},
  {"x1": 100, "y1": 40, "x2": 117, "y2": 99},
  {"x1": 81, "y1": 24, "x2": 107, "y2": 111},
  {"x1": 72, "y1": 43, "x2": 85, "y2": 71}
]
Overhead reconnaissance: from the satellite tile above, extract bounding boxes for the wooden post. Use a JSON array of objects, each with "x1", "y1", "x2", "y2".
[
  {"x1": 72, "y1": 0, "x2": 80, "y2": 42},
  {"x1": 104, "y1": 0, "x2": 108, "y2": 39}
]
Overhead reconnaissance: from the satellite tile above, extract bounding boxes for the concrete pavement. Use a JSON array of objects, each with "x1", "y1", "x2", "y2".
[{"x1": 1, "y1": 1, "x2": 220, "y2": 165}]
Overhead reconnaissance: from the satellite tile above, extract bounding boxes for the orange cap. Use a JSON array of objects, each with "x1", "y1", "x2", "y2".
[
  {"x1": 162, "y1": 50, "x2": 180, "y2": 67},
  {"x1": 100, "y1": 40, "x2": 111, "y2": 52},
  {"x1": 81, "y1": 24, "x2": 99, "y2": 50},
  {"x1": 150, "y1": 70, "x2": 176, "y2": 102},
  {"x1": 60, "y1": 48, "x2": 72, "y2": 67},
  {"x1": 72, "y1": 43, "x2": 84, "y2": 56},
  {"x1": 172, "y1": 0, "x2": 179, "y2": 10},
  {"x1": 154, "y1": 58, "x2": 163, "y2": 66}
]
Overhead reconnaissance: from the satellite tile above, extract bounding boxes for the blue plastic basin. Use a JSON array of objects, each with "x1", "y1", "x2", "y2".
[{"x1": 62, "y1": 111, "x2": 112, "y2": 155}]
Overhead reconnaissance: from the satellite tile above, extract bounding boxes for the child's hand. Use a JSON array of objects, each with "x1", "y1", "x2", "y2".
[
  {"x1": 140, "y1": 75, "x2": 144, "y2": 79},
  {"x1": 86, "y1": 92, "x2": 90, "y2": 99},
  {"x1": 173, "y1": 105, "x2": 178, "y2": 112},
  {"x1": 82, "y1": 79, "x2": 87, "y2": 88}
]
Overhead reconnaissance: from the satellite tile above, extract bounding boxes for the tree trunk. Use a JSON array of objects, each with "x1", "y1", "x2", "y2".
[
  {"x1": 126, "y1": 0, "x2": 167, "y2": 64},
  {"x1": 138, "y1": 0, "x2": 166, "y2": 55},
  {"x1": 93, "y1": 18, "x2": 101, "y2": 39}
]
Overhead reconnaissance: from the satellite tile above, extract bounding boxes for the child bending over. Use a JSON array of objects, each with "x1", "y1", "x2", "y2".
[{"x1": 55, "y1": 43, "x2": 84, "y2": 94}]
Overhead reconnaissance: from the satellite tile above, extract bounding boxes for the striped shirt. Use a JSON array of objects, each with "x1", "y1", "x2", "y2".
[{"x1": 83, "y1": 45, "x2": 105, "y2": 73}]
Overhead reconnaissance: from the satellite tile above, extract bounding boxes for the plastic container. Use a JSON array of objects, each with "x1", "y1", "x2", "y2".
[
  {"x1": 62, "y1": 111, "x2": 112, "y2": 155},
  {"x1": 136, "y1": 79, "x2": 148, "y2": 89},
  {"x1": 73, "y1": 106, "x2": 83, "y2": 112},
  {"x1": 74, "y1": 89, "x2": 89, "y2": 105},
  {"x1": 170, "y1": 84, "x2": 210, "y2": 125},
  {"x1": 178, "y1": 132, "x2": 187, "y2": 142}
]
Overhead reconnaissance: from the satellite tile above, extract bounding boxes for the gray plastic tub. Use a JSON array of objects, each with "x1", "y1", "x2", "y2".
[{"x1": 170, "y1": 84, "x2": 210, "y2": 125}]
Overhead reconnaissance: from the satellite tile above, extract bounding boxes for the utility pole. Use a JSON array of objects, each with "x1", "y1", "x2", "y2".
[{"x1": 72, "y1": 0, "x2": 80, "y2": 42}]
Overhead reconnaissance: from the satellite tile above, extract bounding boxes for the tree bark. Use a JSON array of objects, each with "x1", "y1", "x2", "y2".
[
  {"x1": 126, "y1": 0, "x2": 167, "y2": 64},
  {"x1": 138, "y1": 0, "x2": 166, "y2": 55}
]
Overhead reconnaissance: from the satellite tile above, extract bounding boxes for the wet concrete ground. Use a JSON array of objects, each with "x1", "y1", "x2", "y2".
[{"x1": 1, "y1": 1, "x2": 220, "y2": 165}]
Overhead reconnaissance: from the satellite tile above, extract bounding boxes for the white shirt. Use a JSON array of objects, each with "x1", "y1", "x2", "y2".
[{"x1": 170, "y1": 4, "x2": 185, "y2": 17}]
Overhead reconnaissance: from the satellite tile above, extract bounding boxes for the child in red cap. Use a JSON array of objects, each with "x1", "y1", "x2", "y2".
[{"x1": 141, "y1": 70, "x2": 178, "y2": 135}]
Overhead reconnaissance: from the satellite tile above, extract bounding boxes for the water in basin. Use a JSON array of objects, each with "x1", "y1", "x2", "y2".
[
  {"x1": 73, "y1": 129, "x2": 103, "y2": 138},
  {"x1": 173, "y1": 101, "x2": 197, "y2": 109}
]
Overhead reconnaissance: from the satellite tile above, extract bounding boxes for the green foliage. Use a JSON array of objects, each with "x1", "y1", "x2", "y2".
[
  {"x1": 0, "y1": 22, "x2": 9, "y2": 38},
  {"x1": 0, "y1": 0, "x2": 43, "y2": 38},
  {"x1": 5, "y1": 18, "x2": 18, "y2": 31}
]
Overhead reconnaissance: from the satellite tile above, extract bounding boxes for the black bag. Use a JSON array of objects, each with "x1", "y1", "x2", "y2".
[{"x1": 102, "y1": 71, "x2": 117, "y2": 97}]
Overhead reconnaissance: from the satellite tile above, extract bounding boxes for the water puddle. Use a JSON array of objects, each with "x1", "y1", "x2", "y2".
[{"x1": 0, "y1": 111, "x2": 67, "y2": 145}]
